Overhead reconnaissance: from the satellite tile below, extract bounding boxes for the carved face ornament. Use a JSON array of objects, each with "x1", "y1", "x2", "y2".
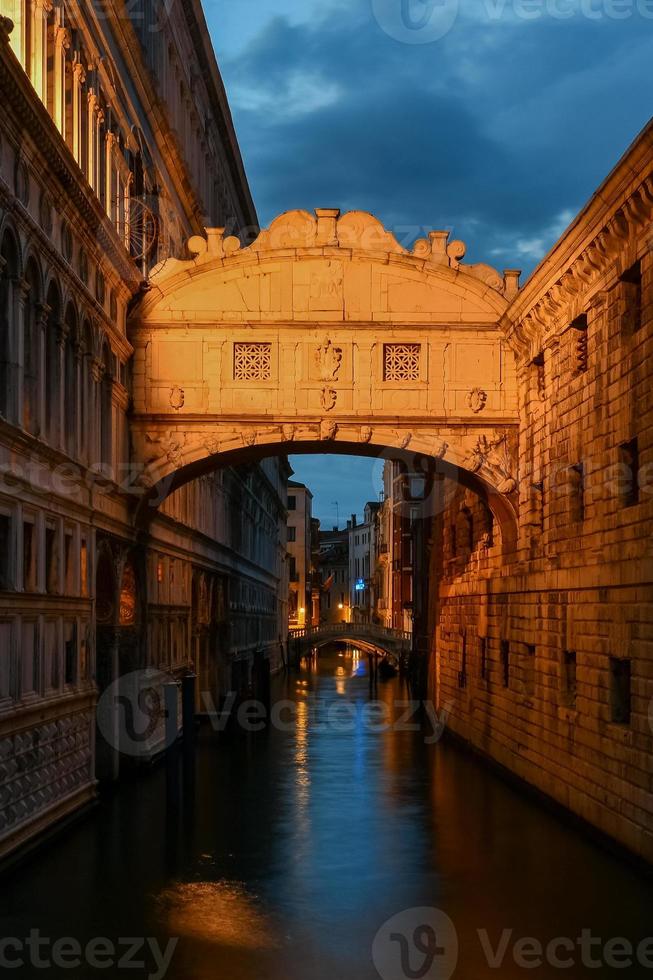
[{"x1": 321, "y1": 387, "x2": 337, "y2": 411}]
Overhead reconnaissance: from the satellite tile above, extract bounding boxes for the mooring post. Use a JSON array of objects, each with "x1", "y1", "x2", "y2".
[
  {"x1": 182, "y1": 673, "x2": 197, "y2": 745},
  {"x1": 164, "y1": 682, "x2": 179, "y2": 753}
]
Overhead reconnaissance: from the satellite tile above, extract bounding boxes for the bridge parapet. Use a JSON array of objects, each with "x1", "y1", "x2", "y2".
[{"x1": 288, "y1": 623, "x2": 412, "y2": 665}]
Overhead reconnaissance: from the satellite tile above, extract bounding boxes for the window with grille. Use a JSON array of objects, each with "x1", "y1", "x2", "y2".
[
  {"x1": 610, "y1": 657, "x2": 631, "y2": 724},
  {"x1": 562, "y1": 650, "x2": 577, "y2": 708},
  {"x1": 620, "y1": 261, "x2": 642, "y2": 336},
  {"x1": 570, "y1": 314, "x2": 588, "y2": 374},
  {"x1": 619, "y1": 438, "x2": 639, "y2": 508},
  {"x1": 233, "y1": 342, "x2": 272, "y2": 381},
  {"x1": 500, "y1": 640, "x2": 510, "y2": 688},
  {"x1": 383, "y1": 343, "x2": 420, "y2": 381}
]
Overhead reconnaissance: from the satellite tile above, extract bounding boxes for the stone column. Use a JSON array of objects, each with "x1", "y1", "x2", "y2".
[
  {"x1": 72, "y1": 336, "x2": 84, "y2": 460},
  {"x1": 15, "y1": 277, "x2": 29, "y2": 431},
  {"x1": 87, "y1": 90, "x2": 100, "y2": 193},
  {"x1": 31, "y1": 0, "x2": 52, "y2": 105},
  {"x1": 90, "y1": 356, "x2": 104, "y2": 470},
  {"x1": 104, "y1": 130, "x2": 116, "y2": 221},
  {"x1": 71, "y1": 58, "x2": 85, "y2": 166},
  {"x1": 53, "y1": 26, "x2": 70, "y2": 135},
  {"x1": 54, "y1": 316, "x2": 67, "y2": 451},
  {"x1": 35, "y1": 300, "x2": 50, "y2": 441}
]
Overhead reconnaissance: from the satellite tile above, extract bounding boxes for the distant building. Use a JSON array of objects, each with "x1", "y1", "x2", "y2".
[
  {"x1": 317, "y1": 527, "x2": 349, "y2": 624},
  {"x1": 348, "y1": 503, "x2": 379, "y2": 623},
  {"x1": 375, "y1": 461, "x2": 431, "y2": 633},
  {"x1": 310, "y1": 517, "x2": 321, "y2": 626},
  {"x1": 287, "y1": 481, "x2": 313, "y2": 627}
]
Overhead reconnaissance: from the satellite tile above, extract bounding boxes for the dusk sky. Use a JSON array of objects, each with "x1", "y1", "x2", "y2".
[{"x1": 205, "y1": 0, "x2": 653, "y2": 526}]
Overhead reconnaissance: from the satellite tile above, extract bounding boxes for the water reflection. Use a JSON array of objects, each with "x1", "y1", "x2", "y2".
[
  {"x1": 156, "y1": 881, "x2": 278, "y2": 950},
  {"x1": 1, "y1": 647, "x2": 653, "y2": 980}
]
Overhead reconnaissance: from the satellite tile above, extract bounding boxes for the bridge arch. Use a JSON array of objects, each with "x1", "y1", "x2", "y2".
[
  {"x1": 289, "y1": 624, "x2": 412, "y2": 667},
  {"x1": 128, "y1": 208, "x2": 521, "y2": 551}
]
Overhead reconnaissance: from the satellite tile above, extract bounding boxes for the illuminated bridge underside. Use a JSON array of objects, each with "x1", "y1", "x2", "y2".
[{"x1": 289, "y1": 623, "x2": 412, "y2": 665}]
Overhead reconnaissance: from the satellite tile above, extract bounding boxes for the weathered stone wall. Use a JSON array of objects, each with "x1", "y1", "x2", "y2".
[{"x1": 434, "y1": 125, "x2": 653, "y2": 862}]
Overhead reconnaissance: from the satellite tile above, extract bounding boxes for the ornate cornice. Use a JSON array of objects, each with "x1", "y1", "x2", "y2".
[
  {"x1": 154, "y1": 208, "x2": 517, "y2": 305},
  {"x1": 504, "y1": 121, "x2": 653, "y2": 361},
  {"x1": 0, "y1": 41, "x2": 141, "y2": 293}
]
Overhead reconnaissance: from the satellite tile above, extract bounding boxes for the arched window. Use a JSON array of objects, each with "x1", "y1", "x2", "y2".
[
  {"x1": 22, "y1": 257, "x2": 41, "y2": 436},
  {"x1": 45, "y1": 279, "x2": 61, "y2": 446},
  {"x1": 0, "y1": 228, "x2": 20, "y2": 421},
  {"x1": 100, "y1": 340, "x2": 113, "y2": 472},
  {"x1": 64, "y1": 302, "x2": 78, "y2": 457}
]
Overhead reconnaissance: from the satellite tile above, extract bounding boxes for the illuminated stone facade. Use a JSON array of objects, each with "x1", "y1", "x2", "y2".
[
  {"x1": 0, "y1": 3, "x2": 287, "y2": 859},
  {"x1": 1, "y1": 0, "x2": 652, "y2": 869},
  {"x1": 286, "y1": 480, "x2": 313, "y2": 628},
  {"x1": 433, "y1": 124, "x2": 653, "y2": 862},
  {"x1": 130, "y1": 126, "x2": 653, "y2": 861}
]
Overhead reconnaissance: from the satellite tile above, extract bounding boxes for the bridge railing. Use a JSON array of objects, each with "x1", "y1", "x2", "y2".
[{"x1": 288, "y1": 623, "x2": 412, "y2": 644}]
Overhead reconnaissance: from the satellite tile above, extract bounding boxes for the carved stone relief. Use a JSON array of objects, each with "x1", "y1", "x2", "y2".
[
  {"x1": 466, "y1": 433, "x2": 517, "y2": 493},
  {"x1": 320, "y1": 419, "x2": 338, "y2": 441},
  {"x1": 321, "y1": 387, "x2": 337, "y2": 411},
  {"x1": 169, "y1": 386, "x2": 185, "y2": 411},
  {"x1": 315, "y1": 337, "x2": 343, "y2": 381},
  {"x1": 467, "y1": 388, "x2": 488, "y2": 413}
]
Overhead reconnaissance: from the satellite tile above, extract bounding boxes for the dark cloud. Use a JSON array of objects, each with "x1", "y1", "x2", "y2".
[
  {"x1": 221, "y1": 2, "x2": 652, "y2": 271},
  {"x1": 216, "y1": 3, "x2": 651, "y2": 511}
]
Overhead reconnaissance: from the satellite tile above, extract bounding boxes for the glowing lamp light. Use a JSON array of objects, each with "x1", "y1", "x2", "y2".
[{"x1": 338, "y1": 603, "x2": 344, "y2": 610}]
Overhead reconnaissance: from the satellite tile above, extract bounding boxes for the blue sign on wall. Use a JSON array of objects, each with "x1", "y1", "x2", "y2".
[{"x1": 355, "y1": 579, "x2": 365, "y2": 592}]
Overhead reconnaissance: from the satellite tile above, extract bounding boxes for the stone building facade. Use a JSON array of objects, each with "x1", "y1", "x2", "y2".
[
  {"x1": 433, "y1": 122, "x2": 653, "y2": 863},
  {"x1": 1, "y1": 0, "x2": 652, "y2": 871},
  {"x1": 348, "y1": 503, "x2": 379, "y2": 624},
  {"x1": 286, "y1": 479, "x2": 313, "y2": 628},
  {"x1": 317, "y1": 527, "x2": 349, "y2": 625},
  {"x1": 0, "y1": 2, "x2": 287, "y2": 860}
]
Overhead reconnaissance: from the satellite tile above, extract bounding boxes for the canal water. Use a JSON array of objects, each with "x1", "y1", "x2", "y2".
[{"x1": 2, "y1": 648, "x2": 653, "y2": 979}]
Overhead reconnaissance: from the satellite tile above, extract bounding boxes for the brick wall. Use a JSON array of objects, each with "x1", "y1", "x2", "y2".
[{"x1": 433, "y1": 134, "x2": 653, "y2": 862}]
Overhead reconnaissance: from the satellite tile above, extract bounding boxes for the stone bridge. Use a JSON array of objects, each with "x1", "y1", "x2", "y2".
[
  {"x1": 129, "y1": 208, "x2": 522, "y2": 542},
  {"x1": 288, "y1": 623, "x2": 413, "y2": 666}
]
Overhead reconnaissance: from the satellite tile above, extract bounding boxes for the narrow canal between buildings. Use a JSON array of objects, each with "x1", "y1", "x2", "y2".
[{"x1": 2, "y1": 648, "x2": 653, "y2": 979}]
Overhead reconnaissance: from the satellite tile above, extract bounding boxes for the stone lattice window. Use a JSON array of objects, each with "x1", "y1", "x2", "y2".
[
  {"x1": 234, "y1": 343, "x2": 272, "y2": 381},
  {"x1": 383, "y1": 343, "x2": 420, "y2": 381}
]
